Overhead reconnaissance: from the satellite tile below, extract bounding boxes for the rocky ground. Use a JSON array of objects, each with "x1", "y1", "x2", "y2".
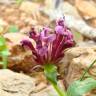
[
  {"x1": 0, "y1": 69, "x2": 64, "y2": 96},
  {"x1": 0, "y1": 1, "x2": 49, "y2": 34},
  {"x1": 0, "y1": 0, "x2": 96, "y2": 96},
  {"x1": 1, "y1": 46, "x2": 96, "y2": 96}
]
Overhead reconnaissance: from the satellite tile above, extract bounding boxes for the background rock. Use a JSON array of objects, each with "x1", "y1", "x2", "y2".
[
  {"x1": 63, "y1": 47, "x2": 96, "y2": 95},
  {"x1": 0, "y1": 69, "x2": 35, "y2": 96},
  {"x1": 4, "y1": 33, "x2": 36, "y2": 72},
  {"x1": 0, "y1": 69, "x2": 64, "y2": 96}
]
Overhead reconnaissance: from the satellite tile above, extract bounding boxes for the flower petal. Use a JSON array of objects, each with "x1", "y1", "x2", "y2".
[
  {"x1": 38, "y1": 45, "x2": 48, "y2": 56},
  {"x1": 29, "y1": 28, "x2": 37, "y2": 40},
  {"x1": 40, "y1": 27, "x2": 51, "y2": 38},
  {"x1": 21, "y1": 40, "x2": 35, "y2": 51},
  {"x1": 36, "y1": 38, "x2": 42, "y2": 49},
  {"x1": 47, "y1": 34, "x2": 56, "y2": 42},
  {"x1": 55, "y1": 26, "x2": 64, "y2": 35},
  {"x1": 56, "y1": 18, "x2": 65, "y2": 26},
  {"x1": 42, "y1": 34, "x2": 56, "y2": 43}
]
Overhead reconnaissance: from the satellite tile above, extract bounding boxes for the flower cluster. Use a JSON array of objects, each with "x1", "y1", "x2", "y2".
[{"x1": 21, "y1": 18, "x2": 74, "y2": 65}]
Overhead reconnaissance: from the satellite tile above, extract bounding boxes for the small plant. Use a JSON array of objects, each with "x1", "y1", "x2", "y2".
[
  {"x1": 21, "y1": 18, "x2": 74, "y2": 96},
  {"x1": 21, "y1": 18, "x2": 96, "y2": 96},
  {"x1": 0, "y1": 36, "x2": 10, "y2": 69}
]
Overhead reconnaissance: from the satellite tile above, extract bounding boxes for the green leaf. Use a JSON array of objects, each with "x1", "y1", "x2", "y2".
[
  {"x1": 0, "y1": 36, "x2": 6, "y2": 46},
  {"x1": 8, "y1": 25, "x2": 19, "y2": 33},
  {"x1": 0, "y1": 36, "x2": 6, "y2": 51},
  {"x1": 2, "y1": 55, "x2": 8, "y2": 69},
  {"x1": 67, "y1": 78, "x2": 96, "y2": 96},
  {"x1": 0, "y1": 36, "x2": 9, "y2": 69},
  {"x1": 44, "y1": 64, "x2": 57, "y2": 84},
  {"x1": 1, "y1": 50, "x2": 10, "y2": 56}
]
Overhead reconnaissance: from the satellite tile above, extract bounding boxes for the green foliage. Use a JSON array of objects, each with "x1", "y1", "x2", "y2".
[
  {"x1": 0, "y1": 36, "x2": 10, "y2": 69},
  {"x1": 16, "y1": 0, "x2": 24, "y2": 5},
  {"x1": 67, "y1": 59, "x2": 96, "y2": 96},
  {"x1": 67, "y1": 78, "x2": 96, "y2": 96},
  {"x1": 8, "y1": 25, "x2": 19, "y2": 33}
]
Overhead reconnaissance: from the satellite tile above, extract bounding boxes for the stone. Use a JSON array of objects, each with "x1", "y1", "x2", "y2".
[
  {"x1": 63, "y1": 46, "x2": 96, "y2": 95},
  {"x1": 20, "y1": 1, "x2": 40, "y2": 15},
  {"x1": 0, "y1": 19, "x2": 8, "y2": 26},
  {"x1": 75, "y1": 0, "x2": 96, "y2": 18},
  {"x1": 0, "y1": 69, "x2": 35, "y2": 96},
  {"x1": 77, "y1": 41, "x2": 96, "y2": 47},
  {"x1": 4, "y1": 33, "x2": 36, "y2": 72},
  {"x1": 0, "y1": 69, "x2": 64, "y2": 96},
  {"x1": 43, "y1": 1, "x2": 96, "y2": 40},
  {"x1": 4, "y1": 33, "x2": 35, "y2": 49}
]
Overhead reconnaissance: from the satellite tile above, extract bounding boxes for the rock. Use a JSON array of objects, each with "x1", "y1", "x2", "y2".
[
  {"x1": 0, "y1": 69, "x2": 35, "y2": 96},
  {"x1": 20, "y1": 1, "x2": 40, "y2": 15},
  {"x1": 75, "y1": 0, "x2": 96, "y2": 28},
  {"x1": 63, "y1": 1, "x2": 96, "y2": 40},
  {"x1": 19, "y1": 1, "x2": 50, "y2": 26},
  {"x1": 60, "y1": 2, "x2": 81, "y2": 18},
  {"x1": 75, "y1": 0, "x2": 96, "y2": 19},
  {"x1": 4, "y1": 33, "x2": 35, "y2": 46},
  {"x1": 0, "y1": 69, "x2": 64, "y2": 96},
  {"x1": 0, "y1": 0, "x2": 15, "y2": 4},
  {"x1": 65, "y1": 14, "x2": 96, "y2": 40},
  {"x1": 0, "y1": 19, "x2": 8, "y2": 26},
  {"x1": 43, "y1": 1, "x2": 96, "y2": 40},
  {"x1": 4, "y1": 33, "x2": 36, "y2": 72},
  {"x1": 43, "y1": 1, "x2": 81, "y2": 20},
  {"x1": 63, "y1": 47, "x2": 96, "y2": 95},
  {"x1": 0, "y1": 3, "x2": 50, "y2": 34},
  {"x1": 77, "y1": 41, "x2": 96, "y2": 47}
]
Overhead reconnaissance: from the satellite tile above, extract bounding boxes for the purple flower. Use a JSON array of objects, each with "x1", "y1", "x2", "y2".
[
  {"x1": 21, "y1": 18, "x2": 75, "y2": 65},
  {"x1": 21, "y1": 40, "x2": 35, "y2": 51},
  {"x1": 56, "y1": 18, "x2": 65, "y2": 26},
  {"x1": 38, "y1": 45, "x2": 48, "y2": 56},
  {"x1": 29, "y1": 28, "x2": 37, "y2": 40},
  {"x1": 40, "y1": 27, "x2": 56, "y2": 43},
  {"x1": 55, "y1": 26, "x2": 64, "y2": 35}
]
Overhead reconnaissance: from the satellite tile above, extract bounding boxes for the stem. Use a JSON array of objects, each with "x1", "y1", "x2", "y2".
[
  {"x1": 2, "y1": 55, "x2": 7, "y2": 69},
  {"x1": 44, "y1": 64, "x2": 67, "y2": 96},
  {"x1": 51, "y1": 82, "x2": 66, "y2": 96},
  {"x1": 80, "y1": 59, "x2": 96, "y2": 81}
]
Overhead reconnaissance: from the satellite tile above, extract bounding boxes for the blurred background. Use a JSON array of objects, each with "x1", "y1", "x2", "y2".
[{"x1": 0, "y1": 0, "x2": 96, "y2": 45}]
